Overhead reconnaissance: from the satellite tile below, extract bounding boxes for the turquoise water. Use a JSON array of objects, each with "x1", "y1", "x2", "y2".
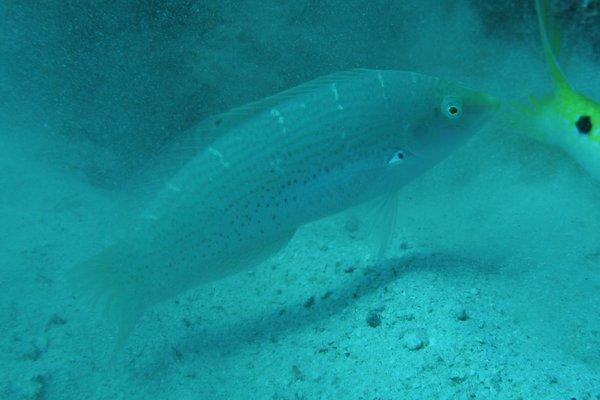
[{"x1": 1, "y1": 1, "x2": 599, "y2": 399}]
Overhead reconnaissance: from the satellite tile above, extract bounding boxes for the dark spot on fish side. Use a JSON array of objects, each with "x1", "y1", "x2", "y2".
[
  {"x1": 397, "y1": 151, "x2": 404, "y2": 160},
  {"x1": 576, "y1": 115, "x2": 592, "y2": 134},
  {"x1": 214, "y1": 118, "x2": 222, "y2": 126}
]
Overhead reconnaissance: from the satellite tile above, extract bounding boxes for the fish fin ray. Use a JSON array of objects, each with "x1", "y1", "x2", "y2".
[
  {"x1": 66, "y1": 241, "x2": 149, "y2": 352},
  {"x1": 363, "y1": 191, "x2": 401, "y2": 262},
  {"x1": 535, "y1": 0, "x2": 570, "y2": 89},
  {"x1": 201, "y1": 230, "x2": 296, "y2": 283},
  {"x1": 238, "y1": 230, "x2": 296, "y2": 266},
  {"x1": 204, "y1": 69, "x2": 377, "y2": 134},
  {"x1": 502, "y1": 97, "x2": 549, "y2": 141}
]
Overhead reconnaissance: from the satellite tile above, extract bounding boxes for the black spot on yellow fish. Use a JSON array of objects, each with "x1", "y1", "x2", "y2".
[{"x1": 576, "y1": 115, "x2": 592, "y2": 134}]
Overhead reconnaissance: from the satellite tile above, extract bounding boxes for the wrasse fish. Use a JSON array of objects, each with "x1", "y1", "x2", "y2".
[
  {"x1": 68, "y1": 69, "x2": 498, "y2": 347},
  {"x1": 515, "y1": 0, "x2": 600, "y2": 178}
]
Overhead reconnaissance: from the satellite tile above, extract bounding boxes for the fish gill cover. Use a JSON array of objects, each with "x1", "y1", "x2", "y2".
[{"x1": 0, "y1": 1, "x2": 599, "y2": 399}]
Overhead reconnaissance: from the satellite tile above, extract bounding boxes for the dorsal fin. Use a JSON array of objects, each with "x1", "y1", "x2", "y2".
[
  {"x1": 534, "y1": 0, "x2": 571, "y2": 90},
  {"x1": 201, "y1": 68, "x2": 374, "y2": 136},
  {"x1": 175, "y1": 68, "x2": 375, "y2": 162}
]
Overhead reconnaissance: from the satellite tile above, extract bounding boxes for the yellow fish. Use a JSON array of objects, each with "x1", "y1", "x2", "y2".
[{"x1": 516, "y1": 0, "x2": 600, "y2": 179}]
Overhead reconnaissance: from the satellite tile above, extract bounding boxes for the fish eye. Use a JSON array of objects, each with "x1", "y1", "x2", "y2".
[
  {"x1": 576, "y1": 115, "x2": 592, "y2": 134},
  {"x1": 388, "y1": 150, "x2": 406, "y2": 165},
  {"x1": 441, "y1": 96, "x2": 463, "y2": 120}
]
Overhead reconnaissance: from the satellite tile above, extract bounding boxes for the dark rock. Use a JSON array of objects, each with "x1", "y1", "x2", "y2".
[
  {"x1": 303, "y1": 296, "x2": 315, "y2": 308},
  {"x1": 366, "y1": 311, "x2": 382, "y2": 328}
]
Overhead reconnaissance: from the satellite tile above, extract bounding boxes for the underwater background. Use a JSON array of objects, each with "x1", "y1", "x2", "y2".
[{"x1": 1, "y1": 0, "x2": 599, "y2": 399}]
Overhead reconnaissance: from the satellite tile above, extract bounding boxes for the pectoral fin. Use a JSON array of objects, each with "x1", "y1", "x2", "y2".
[{"x1": 365, "y1": 190, "x2": 401, "y2": 261}]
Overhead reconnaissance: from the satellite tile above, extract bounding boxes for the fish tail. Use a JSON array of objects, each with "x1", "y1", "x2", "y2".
[
  {"x1": 66, "y1": 241, "x2": 152, "y2": 351},
  {"x1": 534, "y1": 0, "x2": 570, "y2": 91}
]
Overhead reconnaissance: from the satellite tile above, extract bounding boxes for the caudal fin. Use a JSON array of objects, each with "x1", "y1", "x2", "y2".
[{"x1": 66, "y1": 241, "x2": 150, "y2": 351}]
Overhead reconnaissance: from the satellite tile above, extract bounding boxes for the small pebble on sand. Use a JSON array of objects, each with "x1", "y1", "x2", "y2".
[
  {"x1": 454, "y1": 308, "x2": 469, "y2": 321},
  {"x1": 303, "y1": 296, "x2": 315, "y2": 308},
  {"x1": 344, "y1": 218, "x2": 360, "y2": 233},
  {"x1": 402, "y1": 330, "x2": 428, "y2": 351},
  {"x1": 366, "y1": 311, "x2": 382, "y2": 328}
]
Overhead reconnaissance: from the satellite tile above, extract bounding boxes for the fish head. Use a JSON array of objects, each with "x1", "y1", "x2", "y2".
[
  {"x1": 542, "y1": 88, "x2": 600, "y2": 144},
  {"x1": 561, "y1": 92, "x2": 600, "y2": 142},
  {"x1": 521, "y1": 87, "x2": 600, "y2": 180},
  {"x1": 406, "y1": 79, "x2": 499, "y2": 161}
]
